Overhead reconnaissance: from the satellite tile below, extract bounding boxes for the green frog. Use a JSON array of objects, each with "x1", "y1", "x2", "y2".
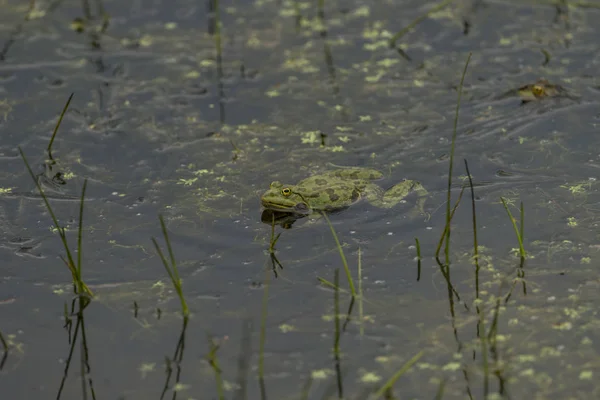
[
  {"x1": 260, "y1": 168, "x2": 428, "y2": 217},
  {"x1": 516, "y1": 79, "x2": 566, "y2": 102}
]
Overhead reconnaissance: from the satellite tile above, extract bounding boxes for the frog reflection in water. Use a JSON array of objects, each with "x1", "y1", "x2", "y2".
[{"x1": 260, "y1": 168, "x2": 428, "y2": 221}]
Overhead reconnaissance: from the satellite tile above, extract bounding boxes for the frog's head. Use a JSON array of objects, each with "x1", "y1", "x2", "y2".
[
  {"x1": 260, "y1": 181, "x2": 311, "y2": 214},
  {"x1": 518, "y1": 79, "x2": 559, "y2": 102}
]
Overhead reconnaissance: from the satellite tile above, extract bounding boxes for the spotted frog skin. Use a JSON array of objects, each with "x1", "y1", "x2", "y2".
[{"x1": 260, "y1": 168, "x2": 428, "y2": 216}]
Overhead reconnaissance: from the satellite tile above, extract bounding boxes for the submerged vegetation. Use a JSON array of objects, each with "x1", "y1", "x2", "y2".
[{"x1": 1, "y1": 0, "x2": 599, "y2": 399}]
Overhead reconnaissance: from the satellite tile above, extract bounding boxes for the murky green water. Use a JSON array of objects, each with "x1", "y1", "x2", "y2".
[{"x1": 1, "y1": 0, "x2": 600, "y2": 398}]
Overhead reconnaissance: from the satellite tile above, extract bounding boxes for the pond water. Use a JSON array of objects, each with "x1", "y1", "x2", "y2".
[{"x1": 1, "y1": 0, "x2": 600, "y2": 399}]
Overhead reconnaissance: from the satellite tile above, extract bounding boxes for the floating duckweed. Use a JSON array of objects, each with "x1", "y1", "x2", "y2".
[
  {"x1": 495, "y1": 334, "x2": 509, "y2": 342},
  {"x1": 359, "y1": 115, "x2": 372, "y2": 122},
  {"x1": 561, "y1": 182, "x2": 591, "y2": 195},
  {"x1": 178, "y1": 178, "x2": 198, "y2": 186},
  {"x1": 53, "y1": 287, "x2": 66, "y2": 295},
  {"x1": 363, "y1": 22, "x2": 384, "y2": 40},
  {"x1": 164, "y1": 22, "x2": 177, "y2": 30},
  {"x1": 0, "y1": 187, "x2": 13, "y2": 194},
  {"x1": 539, "y1": 341, "x2": 562, "y2": 356},
  {"x1": 200, "y1": 60, "x2": 216, "y2": 67},
  {"x1": 139, "y1": 35, "x2": 153, "y2": 47},
  {"x1": 172, "y1": 383, "x2": 190, "y2": 392},
  {"x1": 184, "y1": 71, "x2": 200, "y2": 79},
  {"x1": 581, "y1": 337, "x2": 593, "y2": 345},
  {"x1": 301, "y1": 131, "x2": 321, "y2": 144},
  {"x1": 567, "y1": 217, "x2": 578, "y2": 227},
  {"x1": 335, "y1": 126, "x2": 352, "y2": 132},
  {"x1": 311, "y1": 369, "x2": 334, "y2": 379},
  {"x1": 138, "y1": 363, "x2": 156, "y2": 378},
  {"x1": 517, "y1": 354, "x2": 537, "y2": 363},
  {"x1": 553, "y1": 321, "x2": 573, "y2": 331},
  {"x1": 299, "y1": 17, "x2": 326, "y2": 32},
  {"x1": 520, "y1": 368, "x2": 535, "y2": 377},
  {"x1": 278, "y1": 324, "x2": 296, "y2": 333},
  {"x1": 29, "y1": 8, "x2": 46, "y2": 19},
  {"x1": 151, "y1": 281, "x2": 165, "y2": 290},
  {"x1": 247, "y1": 34, "x2": 261, "y2": 48},
  {"x1": 360, "y1": 372, "x2": 381, "y2": 383},
  {"x1": 265, "y1": 89, "x2": 281, "y2": 98},
  {"x1": 377, "y1": 58, "x2": 399, "y2": 68},
  {"x1": 365, "y1": 71, "x2": 385, "y2": 82},
  {"x1": 279, "y1": 8, "x2": 297, "y2": 17},
  {"x1": 579, "y1": 371, "x2": 593, "y2": 380},
  {"x1": 283, "y1": 56, "x2": 319, "y2": 73},
  {"x1": 441, "y1": 362, "x2": 461, "y2": 371},
  {"x1": 364, "y1": 41, "x2": 388, "y2": 51},
  {"x1": 338, "y1": 136, "x2": 351, "y2": 143},
  {"x1": 352, "y1": 6, "x2": 370, "y2": 17},
  {"x1": 564, "y1": 308, "x2": 582, "y2": 319},
  {"x1": 321, "y1": 314, "x2": 334, "y2": 322}
]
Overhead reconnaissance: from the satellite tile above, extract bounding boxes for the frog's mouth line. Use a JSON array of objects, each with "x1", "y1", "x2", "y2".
[{"x1": 261, "y1": 200, "x2": 311, "y2": 215}]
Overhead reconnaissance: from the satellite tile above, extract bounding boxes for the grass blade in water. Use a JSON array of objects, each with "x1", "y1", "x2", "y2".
[
  {"x1": 47, "y1": 92, "x2": 74, "y2": 156},
  {"x1": 370, "y1": 350, "x2": 424, "y2": 399},
  {"x1": 322, "y1": 212, "x2": 356, "y2": 297},
  {"x1": 151, "y1": 214, "x2": 189, "y2": 317}
]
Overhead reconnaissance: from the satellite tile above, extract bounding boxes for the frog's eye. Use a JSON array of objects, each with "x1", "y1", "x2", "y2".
[
  {"x1": 281, "y1": 188, "x2": 292, "y2": 196},
  {"x1": 532, "y1": 85, "x2": 545, "y2": 97}
]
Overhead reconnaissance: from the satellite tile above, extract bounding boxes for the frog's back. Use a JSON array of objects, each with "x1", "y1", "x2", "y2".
[
  {"x1": 296, "y1": 168, "x2": 382, "y2": 190},
  {"x1": 294, "y1": 168, "x2": 382, "y2": 210},
  {"x1": 323, "y1": 168, "x2": 383, "y2": 181}
]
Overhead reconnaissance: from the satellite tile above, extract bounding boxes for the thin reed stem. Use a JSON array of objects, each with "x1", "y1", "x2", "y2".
[
  {"x1": 322, "y1": 212, "x2": 356, "y2": 297},
  {"x1": 76, "y1": 179, "x2": 87, "y2": 281},
  {"x1": 0, "y1": 330, "x2": 7, "y2": 352},
  {"x1": 370, "y1": 350, "x2": 424, "y2": 399},
  {"x1": 151, "y1": 215, "x2": 189, "y2": 317},
  {"x1": 500, "y1": 198, "x2": 526, "y2": 259},
  {"x1": 19, "y1": 148, "x2": 92, "y2": 297},
  {"x1": 332, "y1": 269, "x2": 344, "y2": 398},
  {"x1": 207, "y1": 339, "x2": 225, "y2": 400},
  {"x1": 389, "y1": 0, "x2": 455, "y2": 48},
  {"x1": 464, "y1": 159, "x2": 480, "y2": 298},
  {"x1": 444, "y1": 52, "x2": 472, "y2": 266},
  {"x1": 47, "y1": 93, "x2": 74, "y2": 155},
  {"x1": 478, "y1": 304, "x2": 489, "y2": 398},
  {"x1": 258, "y1": 263, "x2": 271, "y2": 381},
  {"x1": 333, "y1": 269, "x2": 340, "y2": 358},
  {"x1": 415, "y1": 237, "x2": 422, "y2": 281},
  {"x1": 358, "y1": 247, "x2": 364, "y2": 337}
]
